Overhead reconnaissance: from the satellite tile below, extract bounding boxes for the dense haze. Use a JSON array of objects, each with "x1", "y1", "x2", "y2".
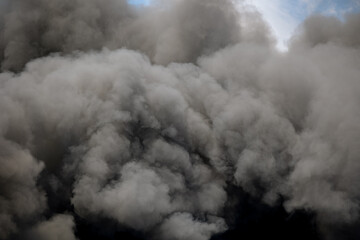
[{"x1": 1, "y1": 0, "x2": 360, "y2": 239}]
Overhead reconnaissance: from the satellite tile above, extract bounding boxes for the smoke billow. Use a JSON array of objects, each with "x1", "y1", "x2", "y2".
[{"x1": 1, "y1": 0, "x2": 360, "y2": 239}]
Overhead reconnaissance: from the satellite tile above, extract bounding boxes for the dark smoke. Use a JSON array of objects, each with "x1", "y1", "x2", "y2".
[{"x1": 1, "y1": 0, "x2": 360, "y2": 240}]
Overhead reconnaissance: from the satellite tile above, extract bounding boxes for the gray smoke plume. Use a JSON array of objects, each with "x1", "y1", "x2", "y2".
[
  {"x1": 1, "y1": 0, "x2": 360, "y2": 240},
  {"x1": 0, "y1": 0, "x2": 243, "y2": 71},
  {"x1": 27, "y1": 214, "x2": 77, "y2": 240}
]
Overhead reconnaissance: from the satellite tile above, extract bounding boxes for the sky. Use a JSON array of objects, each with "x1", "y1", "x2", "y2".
[
  {"x1": 246, "y1": 0, "x2": 360, "y2": 49},
  {"x1": 129, "y1": 0, "x2": 151, "y2": 5},
  {"x1": 129, "y1": 0, "x2": 360, "y2": 50}
]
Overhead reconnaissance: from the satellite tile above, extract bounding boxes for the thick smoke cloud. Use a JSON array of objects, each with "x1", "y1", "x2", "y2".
[
  {"x1": 27, "y1": 214, "x2": 77, "y2": 240},
  {"x1": 0, "y1": 0, "x2": 133, "y2": 71},
  {"x1": 1, "y1": 0, "x2": 360, "y2": 240},
  {"x1": 0, "y1": 0, "x2": 242, "y2": 71}
]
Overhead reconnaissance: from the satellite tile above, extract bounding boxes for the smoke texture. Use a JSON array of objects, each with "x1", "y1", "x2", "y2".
[{"x1": 1, "y1": 0, "x2": 360, "y2": 239}]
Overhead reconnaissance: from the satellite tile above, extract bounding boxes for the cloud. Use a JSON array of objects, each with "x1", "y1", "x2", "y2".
[{"x1": 28, "y1": 214, "x2": 77, "y2": 240}]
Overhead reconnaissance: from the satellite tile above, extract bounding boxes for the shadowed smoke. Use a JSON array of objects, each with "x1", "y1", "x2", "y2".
[{"x1": 1, "y1": 1, "x2": 360, "y2": 240}]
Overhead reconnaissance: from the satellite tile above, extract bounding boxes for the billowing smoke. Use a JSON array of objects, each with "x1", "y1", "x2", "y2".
[{"x1": 1, "y1": 0, "x2": 360, "y2": 239}]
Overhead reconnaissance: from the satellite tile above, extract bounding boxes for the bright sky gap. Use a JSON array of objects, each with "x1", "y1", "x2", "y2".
[{"x1": 128, "y1": 0, "x2": 360, "y2": 50}]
